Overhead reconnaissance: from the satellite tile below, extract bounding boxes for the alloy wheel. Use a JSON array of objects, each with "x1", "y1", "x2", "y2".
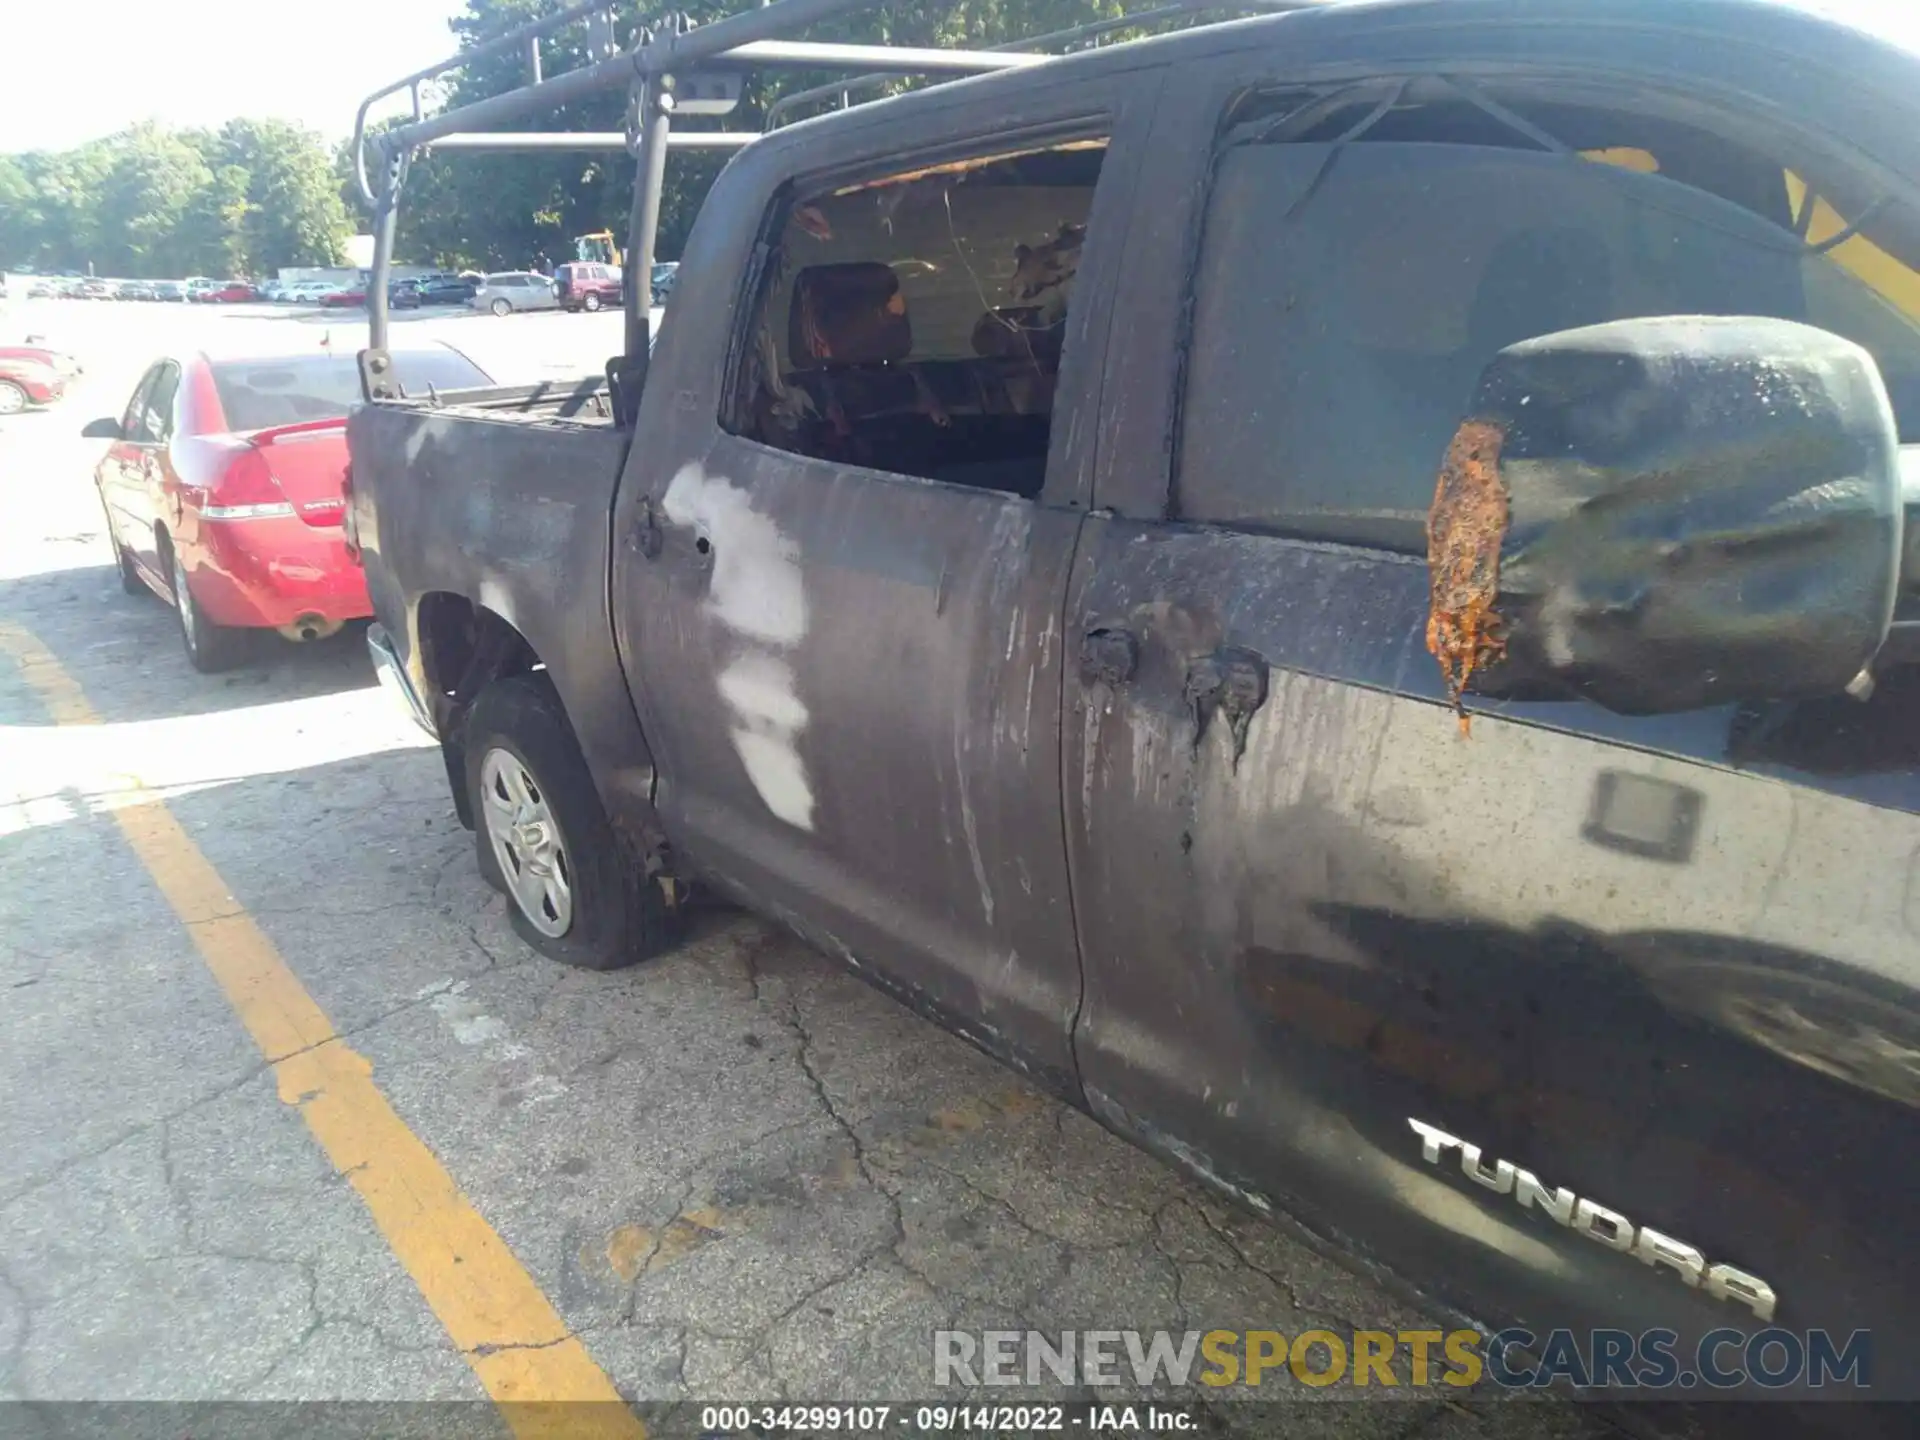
[{"x1": 479, "y1": 746, "x2": 574, "y2": 937}]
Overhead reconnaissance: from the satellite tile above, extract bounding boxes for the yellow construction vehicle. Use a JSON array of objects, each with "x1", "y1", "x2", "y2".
[{"x1": 575, "y1": 231, "x2": 621, "y2": 267}]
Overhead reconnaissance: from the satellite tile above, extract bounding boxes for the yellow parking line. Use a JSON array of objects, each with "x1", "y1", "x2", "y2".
[{"x1": 0, "y1": 622, "x2": 645, "y2": 1440}]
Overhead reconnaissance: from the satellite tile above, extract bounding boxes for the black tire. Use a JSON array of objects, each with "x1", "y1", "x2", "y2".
[
  {"x1": 98, "y1": 492, "x2": 145, "y2": 595},
  {"x1": 165, "y1": 542, "x2": 251, "y2": 673},
  {"x1": 581, "y1": 292, "x2": 601, "y2": 313},
  {"x1": 463, "y1": 674, "x2": 678, "y2": 970},
  {"x1": 114, "y1": 544, "x2": 144, "y2": 595}
]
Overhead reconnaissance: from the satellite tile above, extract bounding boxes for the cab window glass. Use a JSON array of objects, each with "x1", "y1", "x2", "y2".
[
  {"x1": 1176, "y1": 94, "x2": 1920, "y2": 552},
  {"x1": 728, "y1": 138, "x2": 1108, "y2": 499}
]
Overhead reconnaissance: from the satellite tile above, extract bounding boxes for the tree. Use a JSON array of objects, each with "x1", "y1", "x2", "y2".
[
  {"x1": 1, "y1": 120, "x2": 350, "y2": 277},
  {"x1": 0, "y1": 155, "x2": 42, "y2": 266},
  {"x1": 93, "y1": 126, "x2": 214, "y2": 277},
  {"x1": 211, "y1": 119, "x2": 353, "y2": 271}
]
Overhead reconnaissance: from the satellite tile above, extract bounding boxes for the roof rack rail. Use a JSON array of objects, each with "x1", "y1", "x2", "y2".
[
  {"x1": 351, "y1": 0, "x2": 1327, "y2": 417},
  {"x1": 763, "y1": 0, "x2": 1316, "y2": 129}
]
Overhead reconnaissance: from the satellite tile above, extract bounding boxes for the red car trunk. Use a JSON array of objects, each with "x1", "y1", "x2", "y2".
[{"x1": 227, "y1": 420, "x2": 351, "y2": 526}]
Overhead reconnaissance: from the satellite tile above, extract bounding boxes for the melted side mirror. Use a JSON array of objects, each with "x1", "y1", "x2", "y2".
[
  {"x1": 1428, "y1": 316, "x2": 1902, "y2": 718},
  {"x1": 80, "y1": 416, "x2": 123, "y2": 440}
]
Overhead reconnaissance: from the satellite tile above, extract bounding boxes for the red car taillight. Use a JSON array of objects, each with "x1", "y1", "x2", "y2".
[{"x1": 202, "y1": 447, "x2": 294, "y2": 520}]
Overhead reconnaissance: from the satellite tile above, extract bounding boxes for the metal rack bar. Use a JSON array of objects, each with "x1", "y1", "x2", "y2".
[
  {"x1": 763, "y1": 0, "x2": 1321, "y2": 129},
  {"x1": 423, "y1": 131, "x2": 757, "y2": 151},
  {"x1": 355, "y1": 0, "x2": 1331, "y2": 406}
]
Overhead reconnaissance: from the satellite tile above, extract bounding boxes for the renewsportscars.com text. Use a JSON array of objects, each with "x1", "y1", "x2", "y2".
[{"x1": 932, "y1": 1327, "x2": 1872, "y2": 1392}]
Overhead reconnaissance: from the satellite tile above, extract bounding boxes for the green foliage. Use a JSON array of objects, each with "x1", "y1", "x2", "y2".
[{"x1": 1, "y1": 121, "x2": 351, "y2": 277}]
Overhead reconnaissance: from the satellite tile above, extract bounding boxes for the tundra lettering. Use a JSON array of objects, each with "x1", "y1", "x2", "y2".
[{"x1": 1410, "y1": 1119, "x2": 1779, "y2": 1322}]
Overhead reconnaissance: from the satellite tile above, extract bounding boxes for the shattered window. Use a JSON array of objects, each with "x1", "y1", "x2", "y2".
[
  {"x1": 1176, "y1": 95, "x2": 1920, "y2": 552},
  {"x1": 728, "y1": 140, "x2": 1107, "y2": 498}
]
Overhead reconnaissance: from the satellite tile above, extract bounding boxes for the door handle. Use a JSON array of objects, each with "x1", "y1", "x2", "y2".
[
  {"x1": 1184, "y1": 647, "x2": 1269, "y2": 768},
  {"x1": 1079, "y1": 626, "x2": 1139, "y2": 687}
]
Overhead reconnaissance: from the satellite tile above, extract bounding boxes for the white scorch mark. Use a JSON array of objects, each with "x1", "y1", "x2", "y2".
[
  {"x1": 662, "y1": 462, "x2": 816, "y2": 831},
  {"x1": 718, "y1": 653, "x2": 815, "y2": 831}
]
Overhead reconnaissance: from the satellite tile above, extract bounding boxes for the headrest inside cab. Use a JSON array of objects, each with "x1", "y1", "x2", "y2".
[{"x1": 789, "y1": 262, "x2": 912, "y2": 368}]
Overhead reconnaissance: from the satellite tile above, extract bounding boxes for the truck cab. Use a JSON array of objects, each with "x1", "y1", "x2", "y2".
[{"x1": 347, "y1": 1, "x2": 1920, "y2": 1423}]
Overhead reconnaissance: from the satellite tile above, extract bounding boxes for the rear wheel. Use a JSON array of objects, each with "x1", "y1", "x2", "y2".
[
  {"x1": 489, "y1": 297, "x2": 511, "y2": 317},
  {"x1": 581, "y1": 292, "x2": 601, "y2": 313},
  {"x1": 0, "y1": 381, "x2": 28, "y2": 416},
  {"x1": 113, "y1": 544, "x2": 144, "y2": 596},
  {"x1": 464, "y1": 674, "x2": 678, "y2": 969},
  {"x1": 166, "y1": 544, "x2": 250, "y2": 673}
]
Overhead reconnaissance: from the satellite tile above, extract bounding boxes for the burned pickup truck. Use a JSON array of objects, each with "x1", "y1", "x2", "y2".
[{"x1": 347, "y1": 0, "x2": 1920, "y2": 1422}]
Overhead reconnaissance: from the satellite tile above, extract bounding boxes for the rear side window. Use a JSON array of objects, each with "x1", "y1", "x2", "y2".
[
  {"x1": 210, "y1": 351, "x2": 491, "y2": 431},
  {"x1": 727, "y1": 138, "x2": 1108, "y2": 499},
  {"x1": 122, "y1": 367, "x2": 159, "y2": 438},
  {"x1": 142, "y1": 363, "x2": 181, "y2": 443},
  {"x1": 1177, "y1": 107, "x2": 1920, "y2": 552}
]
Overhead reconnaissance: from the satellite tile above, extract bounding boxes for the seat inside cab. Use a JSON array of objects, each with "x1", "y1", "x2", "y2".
[{"x1": 733, "y1": 141, "x2": 1106, "y2": 499}]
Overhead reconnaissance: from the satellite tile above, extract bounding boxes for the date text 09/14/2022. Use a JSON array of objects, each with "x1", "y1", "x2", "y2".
[{"x1": 698, "y1": 1404, "x2": 1196, "y2": 1433}]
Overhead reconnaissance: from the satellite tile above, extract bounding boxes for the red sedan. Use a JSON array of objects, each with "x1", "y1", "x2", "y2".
[
  {"x1": 320, "y1": 287, "x2": 367, "y2": 308},
  {"x1": 0, "y1": 351, "x2": 67, "y2": 415},
  {"x1": 85, "y1": 345, "x2": 491, "y2": 671},
  {"x1": 197, "y1": 282, "x2": 257, "y2": 303}
]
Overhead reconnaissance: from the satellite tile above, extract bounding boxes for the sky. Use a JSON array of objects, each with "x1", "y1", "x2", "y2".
[
  {"x1": 1, "y1": 1, "x2": 462, "y2": 153},
  {"x1": 1, "y1": 0, "x2": 1918, "y2": 156}
]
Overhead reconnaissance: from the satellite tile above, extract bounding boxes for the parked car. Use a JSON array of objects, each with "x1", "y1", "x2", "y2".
[
  {"x1": 122, "y1": 282, "x2": 159, "y2": 302},
  {"x1": 469, "y1": 272, "x2": 560, "y2": 316},
  {"x1": 25, "y1": 281, "x2": 55, "y2": 299},
  {"x1": 194, "y1": 282, "x2": 256, "y2": 303},
  {"x1": 153, "y1": 281, "x2": 188, "y2": 302},
  {"x1": 389, "y1": 281, "x2": 423, "y2": 310},
  {"x1": 553, "y1": 261, "x2": 622, "y2": 312},
  {"x1": 649, "y1": 260, "x2": 678, "y2": 304},
  {"x1": 1, "y1": 343, "x2": 81, "y2": 379},
  {"x1": 415, "y1": 275, "x2": 476, "y2": 306},
  {"x1": 83, "y1": 344, "x2": 492, "y2": 671},
  {"x1": 351, "y1": 0, "x2": 1920, "y2": 1417},
  {"x1": 281, "y1": 281, "x2": 336, "y2": 304},
  {"x1": 78, "y1": 280, "x2": 112, "y2": 300},
  {"x1": 0, "y1": 351, "x2": 67, "y2": 415},
  {"x1": 319, "y1": 287, "x2": 368, "y2": 308}
]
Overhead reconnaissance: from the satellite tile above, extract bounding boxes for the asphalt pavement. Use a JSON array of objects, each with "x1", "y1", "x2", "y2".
[{"x1": 0, "y1": 297, "x2": 1619, "y2": 1440}]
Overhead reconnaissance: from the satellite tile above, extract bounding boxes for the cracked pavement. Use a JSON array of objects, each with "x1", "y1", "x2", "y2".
[{"x1": 0, "y1": 301, "x2": 1618, "y2": 1438}]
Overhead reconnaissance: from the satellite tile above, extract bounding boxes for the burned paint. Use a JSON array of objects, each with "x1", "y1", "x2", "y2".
[
  {"x1": 1182, "y1": 647, "x2": 1270, "y2": 768},
  {"x1": 792, "y1": 204, "x2": 834, "y2": 241},
  {"x1": 1426, "y1": 419, "x2": 1510, "y2": 734}
]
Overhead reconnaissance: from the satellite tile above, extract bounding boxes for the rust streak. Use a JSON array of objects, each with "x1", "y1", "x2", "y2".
[{"x1": 1426, "y1": 419, "x2": 1510, "y2": 735}]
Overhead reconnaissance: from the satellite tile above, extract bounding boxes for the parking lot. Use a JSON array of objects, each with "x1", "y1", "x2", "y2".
[{"x1": 0, "y1": 297, "x2": 1613, "y2": 1438}]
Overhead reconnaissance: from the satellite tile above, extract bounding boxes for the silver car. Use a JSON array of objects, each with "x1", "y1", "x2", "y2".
[{"x1": 470, "y1": 272, "x2": 561, "y2": 316}]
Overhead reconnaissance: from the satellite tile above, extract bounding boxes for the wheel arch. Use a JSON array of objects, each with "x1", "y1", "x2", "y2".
[
  {"x1": 412, "y1": 582, "x2": 666, "y2": 881},
  {"x1": 415, "y1": 592, "x2": 545, "y2": 829}
]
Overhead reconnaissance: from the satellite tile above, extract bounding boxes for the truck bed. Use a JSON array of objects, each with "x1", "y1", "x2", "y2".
[{"x1": 346, "y1": 394, "x2": 655, "y2": 821}]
